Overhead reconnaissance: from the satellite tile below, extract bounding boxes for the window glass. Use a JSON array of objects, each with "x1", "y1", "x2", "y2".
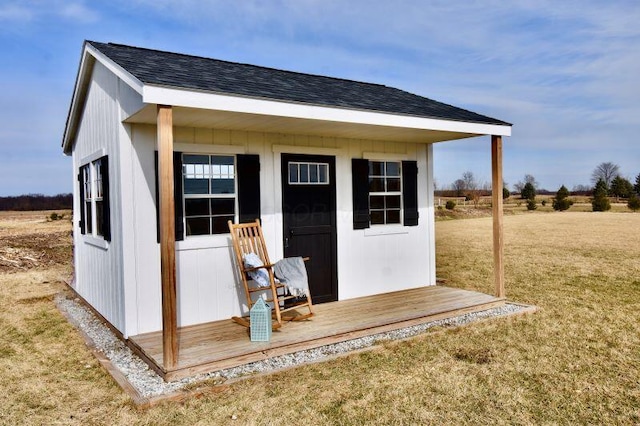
[
  {"x1": 369, "y1": 161, "x2": 384, "y2": 176},
  {"x1": 369, "y1": 178, "x2": 385, "y2": 192},
  {"x1": 288, "y1": 162, "x2": 330, "y2": 185},
  {"x1": 289, "y1": 163, "x2": 299, "y2": 183},
  {"x1": 370, "y1": 210, "x2": 384, "y2": 225},
  {"x1": 299, "y1": 164, "x2": 309, "y2": 183},
  {"x1": 183, "y1": 154, "x2": 236, "y2": 236},
  {"x1": 185, "y1": 198, "x2": 209, "y2": 216},
  {"x1": 368, "y1": 161, "x2": 402, "y2": 225},
  {"x1": 319, "y1": 164, "x2": 327, "y2": 183},
  {"x1": 309, "y1": 164, "x2": 318, "y2": 183},
  {"x1": 370, "y1": 195, "x2": 385, "y2": 210},
  {"x1": 387, "y1": 178, "x2": 401, "y2": 192},
  {"x1": 186, "y1": 217, "x2": 210, "y2": 236},
  {"x1": 386, "y1": 162, "x2": 400, "y2": 176},
  {"x1": 211, "y1": 198, "x2": 235, "y2": 215}
]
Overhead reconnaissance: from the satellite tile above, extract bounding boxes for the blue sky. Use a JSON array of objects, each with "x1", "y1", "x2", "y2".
[{"x1": 0, "y1": 0, "x2": 638, "y2": 195}]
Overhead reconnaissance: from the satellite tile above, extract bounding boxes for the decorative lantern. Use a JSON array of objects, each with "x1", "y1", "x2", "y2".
[{"x1": 250, "y1": 298, "x2": 272, "y2": 342}]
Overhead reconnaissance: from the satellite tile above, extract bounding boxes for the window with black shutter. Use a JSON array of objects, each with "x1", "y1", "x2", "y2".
[
  {"x1": 352, "y1": 158, "x2": 418, "y2": 229},
  {"x1": 156, "y1": 152, "x2": 261, "y2": 240},
  {"x1": 77, "y1": 155, "x2": 111, "y2": 241}
]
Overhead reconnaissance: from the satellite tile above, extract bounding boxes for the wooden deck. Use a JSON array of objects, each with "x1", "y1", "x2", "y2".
[{"x1": 128, "y1": 286, "x2": 504, "y2": 381}]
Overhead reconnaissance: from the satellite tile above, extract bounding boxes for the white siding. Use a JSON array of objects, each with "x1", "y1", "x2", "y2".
[
  {"x1": 129, "y1": 125, "x2": 436, "y2": 334},
  {"x1": 71, "y1": 61, "x2": 130, "y2": 333}
]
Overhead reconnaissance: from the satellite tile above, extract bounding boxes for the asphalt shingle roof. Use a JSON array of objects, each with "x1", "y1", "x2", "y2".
[{"x1": 88, "y1": 41, "x2": 510, "y2": 126}]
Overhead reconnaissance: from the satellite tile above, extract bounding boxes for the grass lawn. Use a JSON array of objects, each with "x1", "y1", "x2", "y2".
[{"x1": 1, "y1": 211, "x2": 639, "y2": 424}]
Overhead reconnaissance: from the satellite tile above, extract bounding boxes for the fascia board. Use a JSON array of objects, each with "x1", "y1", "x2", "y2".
[
  {"x1": 85, "y1": 44, "x2": 144, "y2": 95},
  {"x1": 62, "y1": 44, "x2": 145, "y2": 155},
  {"x1": 62, "y1": 48, "x2": 94, "y2": 155},
  {"x1": 143, "y1": 85, "x2": 512, "y2": 137}
]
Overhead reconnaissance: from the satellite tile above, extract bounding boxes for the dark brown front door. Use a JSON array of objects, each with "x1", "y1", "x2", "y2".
[{"x1": 281, "y1": 154, "x2": 338, "y2": 304}]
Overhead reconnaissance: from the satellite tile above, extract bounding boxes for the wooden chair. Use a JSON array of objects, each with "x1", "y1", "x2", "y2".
[{"x1": 228, "y1": 219, "x2": 313, "y2": 329}]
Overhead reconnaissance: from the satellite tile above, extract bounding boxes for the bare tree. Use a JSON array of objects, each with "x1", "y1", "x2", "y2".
[
  {"x1": 591, "y1": 162, "x2": 620, "y2": 188},
  {"x1": 452, "y1": 179, "x2": 466, "y2": 197},
  {"x1": 524, "y1": 174, "x2": 538, "y2": 188},
  {"x1": 513, "y1": 174, "x2": 537, "y2": 193},
  {"x1": 462, "y1": 171, "x2": 477, "y2": 191}
]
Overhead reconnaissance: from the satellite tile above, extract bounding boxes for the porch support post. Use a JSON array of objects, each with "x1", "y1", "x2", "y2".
[
  {"x1": 157, "y1": 104, "x2": 178, "y2": 368},
  {"x1": 491, "y1": 135, "x2": 505, "y2": 298}
]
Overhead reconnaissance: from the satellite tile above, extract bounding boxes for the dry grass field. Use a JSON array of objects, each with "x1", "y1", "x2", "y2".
[{"x1": 1, "y1": 210, "x2": 639, "y2": 424}]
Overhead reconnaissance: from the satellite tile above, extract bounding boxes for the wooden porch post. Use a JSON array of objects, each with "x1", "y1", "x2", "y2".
[
  {"x1": 157, "y1": 105, "x2": 178, "y2": 368},
  {"x1": 491, "y1": 135, "x2": 505, "y2": 298}
]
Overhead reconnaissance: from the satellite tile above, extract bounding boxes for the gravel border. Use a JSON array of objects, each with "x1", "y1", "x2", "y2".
[{"x1": 56, "y1": 294, "x2": 528, "y2": 398}]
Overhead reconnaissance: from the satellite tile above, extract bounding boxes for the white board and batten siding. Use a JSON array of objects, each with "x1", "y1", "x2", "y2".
[
  {"x1": 71, "y1": 60, "x2": 142, "y2": 336},
  {"x1": 128, "y1": 125, "x2": 436, "y2": 335}
]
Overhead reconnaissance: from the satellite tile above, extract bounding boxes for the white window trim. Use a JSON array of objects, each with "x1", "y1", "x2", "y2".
[
  {"x1": 368, "y1": 160, "x2": 403, "y2": 227},
  {"x1": 79, "y1": 152, "x2": 109, "y2": 247}
]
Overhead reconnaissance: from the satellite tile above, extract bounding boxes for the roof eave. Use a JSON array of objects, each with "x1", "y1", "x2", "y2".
[{"x1": 142, "y1": 84, "x2": 512, "y2": 138}]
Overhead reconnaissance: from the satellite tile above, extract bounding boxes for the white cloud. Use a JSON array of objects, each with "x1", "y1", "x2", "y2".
[
  {"x1": 0, "y1": 4, "x2": 33, "y2": 22},
  {"x1": 0, "y1": 0, "x2": 99, "y2": 24}
]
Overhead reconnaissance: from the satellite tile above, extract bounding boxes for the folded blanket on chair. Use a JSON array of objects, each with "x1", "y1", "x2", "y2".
[
  {"x1": 243, "y1": 253, "x2": 270, "y2": 288},
  {"x1": 274, "y1": 257, "x2": 309, "y2": 297}
]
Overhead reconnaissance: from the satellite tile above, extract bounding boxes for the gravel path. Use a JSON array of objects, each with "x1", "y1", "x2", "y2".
[{"x1": 56, "y1": 295, "x2": 527, "y2": 398}]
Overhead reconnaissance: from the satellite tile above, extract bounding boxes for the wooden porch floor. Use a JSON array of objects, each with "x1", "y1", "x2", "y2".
[{"x1": 129, "y1": 286, "x2": 504, "y2": 381}]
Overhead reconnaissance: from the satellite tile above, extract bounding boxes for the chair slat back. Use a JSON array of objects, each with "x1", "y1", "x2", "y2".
[{"x1": 228, "y1": 219, "x2": 271, "y2": 269}]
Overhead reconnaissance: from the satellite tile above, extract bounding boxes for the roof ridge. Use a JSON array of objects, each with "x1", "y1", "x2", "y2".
[{"x1": 88, "y1": 40, "x2": 390, "y2": 89}]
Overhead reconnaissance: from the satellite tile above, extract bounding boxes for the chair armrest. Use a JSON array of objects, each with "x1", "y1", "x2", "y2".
[{"x1": 243, "y1": 263, "x2": 276, "y2": 273}]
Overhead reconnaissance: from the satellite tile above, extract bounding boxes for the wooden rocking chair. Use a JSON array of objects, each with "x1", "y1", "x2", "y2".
[{"x1": 228, "y1": 219, "x2": 313, "y2": 329}]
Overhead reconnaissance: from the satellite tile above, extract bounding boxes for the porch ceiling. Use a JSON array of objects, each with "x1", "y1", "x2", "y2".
[{"x1": 125, "y1": 104, "x2": 484, "y2": 144}]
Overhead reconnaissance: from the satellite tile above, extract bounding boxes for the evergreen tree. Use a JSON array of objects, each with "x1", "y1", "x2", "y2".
[
  {"x1": 521, "y1": 182, "x2": 536, "y2": 200},
  {"x1": 552, "y1": 185, "x2": 572, "y2": 211},
  {"x1": 592, "y1": 179, "x2": 611, "y2": 212},
  {"x1": 635, "y1": 173, "x2": 640, "y2": 195},
  {"x1": 610, "y1": 175, "x2": 633, "y2": 199},
  {"x1": 628, "y1": 195, "x2": 640, "y2": 212},
  {"x1": 503, "y1": 187, "x2": 510, "y2": 200}
]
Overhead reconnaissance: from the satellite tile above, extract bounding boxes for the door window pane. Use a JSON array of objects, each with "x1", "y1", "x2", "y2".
[{"x1": 288, "y1": 162, "x2": 330, "y2": 185}]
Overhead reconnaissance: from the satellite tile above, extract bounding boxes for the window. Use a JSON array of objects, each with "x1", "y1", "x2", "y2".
[
  {"x1": 155, "y1": 152, "x2": 260, "y2": 242},
  {"x1": 78, "y1": 155, "x2": 110, "y2": 241},
  {"x1": 182, "y1": 154, "x2": 236, "y2": 236},
  {"x1": 368, "y1": 161, "x2": 401, "y2": 225},
  {"x1": 351, "y1": 158, "x2": 418, "y2": 230},
  {"x1": 288, "y1": 162, "x2": 329, "y2": 185}
]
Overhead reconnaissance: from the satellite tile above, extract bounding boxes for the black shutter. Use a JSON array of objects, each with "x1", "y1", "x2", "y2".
[
  {"x1": 78, "y1": 169, "x2": 86, "y2": 234},
  {"x1": 101, "y1": 156, "x2": 111, "y2": 241},
  {"x1": 236, "y1": 154, "x2": 261, "y2": 223},
  {"x1": 154, "y1": 151, "x2": 184, "y2": 242},
  {"x1": 154, "y1": 152, "x2": 160, "y2": 243},
  {"x1": 402, "y1": 160, "x2": 419, "y2": 226},
  {"x1": 173, "y1": 151, "x2": 184, "y2": 241},
  {"x1": 352, "y1": 158, "x2": 370, "y2": 229}
]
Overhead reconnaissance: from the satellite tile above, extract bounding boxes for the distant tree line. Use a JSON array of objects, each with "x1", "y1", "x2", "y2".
[
  {"x1": 437, "y1": 161, "x2": 640, "y2": 212},
  {"x1": 0, "y1": 193, "x2": 73, "y2": 211}
]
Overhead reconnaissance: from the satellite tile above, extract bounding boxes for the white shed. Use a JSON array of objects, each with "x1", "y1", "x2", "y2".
[{"x1": 62, "y1": 41, "x2": 511, "y2": 372}]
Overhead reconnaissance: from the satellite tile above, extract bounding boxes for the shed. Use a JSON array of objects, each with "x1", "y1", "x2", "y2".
[{"x1": 62, "y1": 41, "x2": 511, "y2": 373}]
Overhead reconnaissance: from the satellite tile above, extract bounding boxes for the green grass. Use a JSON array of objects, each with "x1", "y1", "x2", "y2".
[{"x1": 1, "y1": 211, "x2": 639, "y2": 424}]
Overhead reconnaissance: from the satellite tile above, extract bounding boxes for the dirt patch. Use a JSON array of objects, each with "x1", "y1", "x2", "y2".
[{"x1": 0, "y1": 211, "x2": 72, "y2": 273}]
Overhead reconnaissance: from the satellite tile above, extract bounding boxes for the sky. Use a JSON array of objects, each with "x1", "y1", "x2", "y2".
[{"x1": 0, "y1": 0, "x2": 638, "y2": 196}]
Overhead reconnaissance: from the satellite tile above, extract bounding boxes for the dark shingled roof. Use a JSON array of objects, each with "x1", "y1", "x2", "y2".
[{"x1": 88, "y1": 41, "x2": 510, "y2": 126}]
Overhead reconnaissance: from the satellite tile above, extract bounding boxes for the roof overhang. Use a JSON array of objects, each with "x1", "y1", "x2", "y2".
[
  {"x1": 126, "y1": 85, "x2": 510, "y2": 144},
  {"x1": 63, "y1": 43, "x2": 511, "y2": 154}
]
